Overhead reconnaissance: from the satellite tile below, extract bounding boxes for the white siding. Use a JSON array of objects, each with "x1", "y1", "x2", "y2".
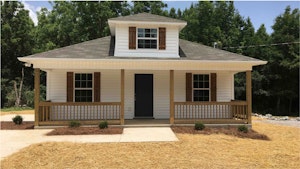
[
  {"x1": 174, "y1": 70, "x2": 234, "y2": 102},
  {"x1": 47, "y1": 70, "x2": 234, "y2": 120},
  {"x1": 114, "y1": 24, "x2": 179, "y2": 58},
  {"x1": 124, "y1": 70, "x2": 170, "y2": 119}
]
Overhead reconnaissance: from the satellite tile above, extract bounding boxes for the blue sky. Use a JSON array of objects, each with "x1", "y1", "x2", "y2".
[{"x1": 22, "y1": 0, "x2": 299, "y2": 34}]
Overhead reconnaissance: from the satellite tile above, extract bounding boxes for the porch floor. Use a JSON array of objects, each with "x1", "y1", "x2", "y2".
[{"x1": 124, "y1": 119, "x2": 171, "y2": 127}]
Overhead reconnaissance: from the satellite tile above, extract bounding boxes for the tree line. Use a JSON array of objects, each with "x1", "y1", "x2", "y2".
[{"x1": 1, "y1": 1, "x2": 299, "y2": 115}]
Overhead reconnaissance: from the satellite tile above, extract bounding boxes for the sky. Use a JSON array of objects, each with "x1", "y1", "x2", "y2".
[{"x1": 22, "y1": 0, "x2": 299, "y2": 34}]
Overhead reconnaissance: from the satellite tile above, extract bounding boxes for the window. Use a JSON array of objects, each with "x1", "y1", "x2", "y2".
[
  {"x1": 137, "y1": 28, "x2": 157, "y2": 49},
  {"x1": 74, "y1": 73, "x2": 93, "y2": 102},
  {"x1": 193, "y1": 74, "x2": 210, "y2": 101}
]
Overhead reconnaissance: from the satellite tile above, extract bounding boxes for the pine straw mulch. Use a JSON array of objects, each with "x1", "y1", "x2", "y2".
[
  {"x1": 0, "y1": 122, "x2": 34, "y2": 130},
  {"x1": 1, "y1": 122, "x2": 299, "y2": 169},
  {"x1": 46, "y1": 127, "x2": 123, "y2": 135},
  {"x1": 171, "y1": 126, "x2": 270, "y2": 140}
]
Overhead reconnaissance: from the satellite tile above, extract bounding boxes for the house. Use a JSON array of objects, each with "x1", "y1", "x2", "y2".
[{"x1": 18, "y1": 13, "x2": 267, "y2": 127}]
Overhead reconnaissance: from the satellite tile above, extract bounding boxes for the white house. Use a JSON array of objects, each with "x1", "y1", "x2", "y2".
[{"x1": 18, "y1": 13, "x2": 267, "y2": 127}]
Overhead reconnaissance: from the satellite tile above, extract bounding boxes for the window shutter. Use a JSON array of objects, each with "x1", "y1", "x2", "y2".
[
  {"x1": 210, "y1": 73, "x2": 217, "y2": 101},
  {"x1": 94, "y1": 72, "x2": 101, "y2": 102},
  {"x1": 67, "y1": 72, "x2": 74, "y2": 102},
  {"x1": 159, "y1": 27, "x2": 166, "y2": 50},
  {"x1": 186, "y1": 73, "x2": 192, "y2": 101},
  {"x1": 129, "y1": 27, "x2": 136, "y2": 49}
]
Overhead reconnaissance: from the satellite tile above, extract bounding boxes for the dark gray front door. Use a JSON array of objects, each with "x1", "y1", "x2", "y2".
[{"x1": 134, "y1": 74, "x2": 153, "y2": 117}]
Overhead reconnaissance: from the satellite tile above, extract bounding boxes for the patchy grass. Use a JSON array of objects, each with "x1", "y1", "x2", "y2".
[
  {"x1": 0, "y1": 108, "x2": 34, "y2": 116},
  {"x1": 1, "y1": 107, "x2": 33, "y2": 112},
  {"x1": 1, "y1": 122, "x2": 299, "y2": 169}
]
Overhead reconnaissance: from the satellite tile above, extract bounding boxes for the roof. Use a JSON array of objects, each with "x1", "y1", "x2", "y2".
[
  {"x1": 20, "y1": 36, "x2": 264, "y2": 62},
  {"x1": 109, "y1": 12, "x2": 186, "y2": 24}
]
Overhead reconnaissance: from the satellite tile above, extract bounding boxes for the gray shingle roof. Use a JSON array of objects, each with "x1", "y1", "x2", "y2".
[
  {"x1": 21, "y1": 36, "x2": 263, "y2": 62},
  {"x1": 179, "y1": 39, "x2": 262, "y2": 61},
  {"x1": 23, "y1": 36, "x2": 114, "y2": 59},
  {"x1": 109, "y1": 12, "x2": 186, "y2": 23}
]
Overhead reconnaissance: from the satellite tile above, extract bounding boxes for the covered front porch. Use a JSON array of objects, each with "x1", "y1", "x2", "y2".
[{"x1": 34, "y1": 68, "x2": 252, "y2": 126}]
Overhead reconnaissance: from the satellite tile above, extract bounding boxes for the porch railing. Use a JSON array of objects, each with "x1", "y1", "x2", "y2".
[
  {"x1": 174, "y1": 101, "x2": 248, "y2": 120},
  {"x1": 38, "y1": 102, "x2": 121, "y2": 123}
]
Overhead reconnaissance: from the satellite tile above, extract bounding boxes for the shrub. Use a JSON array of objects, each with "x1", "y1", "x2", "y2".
[
  {"x1": 238, "y1": 125, "x2": 248, "y2": 133},
  {"x1": 99, "y1": 121, "x2": 108, "y2": 129},
  {"x1": 69, "y1": 121, "x2": 81, "y2": 128},
  {"x1": 12, "y1": 115, "x2": 23, "y2": 125},
  {"x1": 194, "y1": 122, "x2": 205, "y2": 130}
]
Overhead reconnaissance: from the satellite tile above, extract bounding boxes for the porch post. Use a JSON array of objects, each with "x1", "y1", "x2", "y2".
[
  {"x1": 170, "y1": 70, "x2": 174, "y2": 124},
  {"x1": 120, "y1": 69, "x2": 125, "y2": 125},
  {"x1": 246, "y1": 71, "x2": 252, "y2": 124},
  {"x1": 34, "y1": 68, "x2": 40, "y2": 127}
]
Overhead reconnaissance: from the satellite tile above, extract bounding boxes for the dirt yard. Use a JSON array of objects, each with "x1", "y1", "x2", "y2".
[{"x1": 1, "y1": 121, "x2": 299, "y2": 169}]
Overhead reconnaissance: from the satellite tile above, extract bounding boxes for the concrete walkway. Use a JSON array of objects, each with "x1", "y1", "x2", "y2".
[{"x1": 0, "y1": 114, "x2": 178, "y2": 159}]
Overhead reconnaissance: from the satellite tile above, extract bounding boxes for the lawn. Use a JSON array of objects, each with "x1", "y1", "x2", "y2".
[
  {"x1": 0, "y1": 107, "x2": 34, "y2": 115},
  {"x1": 1, "y1": 121, "x2": 299, "y2": 169}
]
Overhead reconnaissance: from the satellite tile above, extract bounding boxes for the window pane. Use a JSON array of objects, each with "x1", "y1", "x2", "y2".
[
  {"x1": 193, "y1": 90, "x2": 209, "y2": 102},
  {"x1": 87, "y1": 74, "x2": 92, "y2": 80},
  {"x1": 75, "y1": 74, "x2": 80, "y2": 80},
  {"x1": 194, "y1": 75, "x2": 199, "y2": 81},
  {"x1": 87, "y1": 81, "x2": 92, "y2": 88},
  {"x1": 204, "y1": 82, "x2": 209, "y2": 88},
  {"x1": 204, "y1": 75, "x2": 209, "y2": 81},
  {"x1": 75, "y1": 81, "x2": 80, "y2": 88},
  {"x1": 82, "y1": 74, "x2": 86, "y2": 80},
  {"x1": 75, "y1": 89, "x2": 92, "y2": 102},
  {"x1": 81, "y1": 81, "x2": 86, "y2": 88}
]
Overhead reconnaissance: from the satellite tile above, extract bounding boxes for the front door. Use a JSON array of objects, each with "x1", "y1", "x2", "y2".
[{"x1": 135, "y1": 74, "x2": 153, "y2": 118}]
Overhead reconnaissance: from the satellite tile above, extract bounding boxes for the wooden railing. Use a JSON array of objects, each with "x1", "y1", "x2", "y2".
[
  {"x1": 38, "y1": 102, "x2": 121, "y2": 123},
  {"x1": 174, "y1": 101, "x2": 248, "y2": 120}
]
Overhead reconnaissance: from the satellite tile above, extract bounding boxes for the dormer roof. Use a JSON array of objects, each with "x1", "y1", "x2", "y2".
[
  {"x1": 108, "y1": 13, "x2": 187, "y2": 36},
  {"x1": 109, "y1": 12, "x2": 186, "y2": 23}
]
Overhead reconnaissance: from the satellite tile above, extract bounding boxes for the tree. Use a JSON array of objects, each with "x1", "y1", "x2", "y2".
[
  {"x1": 270, "y1": 6, "x2": 299, "y2": 115},
  {"x1": 1, "y1": 1, "x2": 34, "y2": 107}
]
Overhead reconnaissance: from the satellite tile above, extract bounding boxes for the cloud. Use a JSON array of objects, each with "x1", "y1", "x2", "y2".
[{"x1": 22, "y1": 1, "x2": 40, "y2": 26}]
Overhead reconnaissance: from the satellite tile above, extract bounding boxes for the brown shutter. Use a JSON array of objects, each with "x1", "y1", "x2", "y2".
[
  {"x1": 159, "y1": 27, "x2": 166, "y2": 50},
  {"x1": 67, "y1": 72, "x2": 74, "y2": 102},
  {"x1": 186, "y1": 73, "x2": 192, "y2": 101},
  {"x1": 129, "y1": 27, "x2": 136, "y2": 49},
  {"x1": 94, "y1": 72, "x2": 101, "y2": 102},
  {"x1": 210, "y1": 73, "x2": 217, "y2": 101}
]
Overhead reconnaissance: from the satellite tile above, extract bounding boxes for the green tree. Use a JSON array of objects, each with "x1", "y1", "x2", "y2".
[
  {"x1": 1, "y1": 1, "x2": 35, "y2": 107},
  {"x1": 270, "y1": 6, "x2": 299, "y2": 115}
]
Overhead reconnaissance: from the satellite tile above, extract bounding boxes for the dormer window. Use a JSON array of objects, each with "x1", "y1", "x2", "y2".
[
  {"x1": 129, "y1": 27, "x2": 166, "y2": 50},
  {"x1": 137, "y1": 28, "x2": 157, "y2": 49}
]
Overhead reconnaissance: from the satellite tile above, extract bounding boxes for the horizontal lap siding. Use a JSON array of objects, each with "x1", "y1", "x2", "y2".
[
  {"x1": 115, "y1": 24, "x2": 179, "y2": 58},
  {"x1": 124, "y1": 70, "x2": 170, "y2": 119},
  {"x1": 174, "y1": 71, "x2": 234, "y2": 102},
  {"x1": 174, "y1": 71, "x2": 234, "y2": 118},
  {"x1": 46, "y1": 70, "x2": 121, "y2": 120},
  {"x1": 217, "y1": 72, "x2": 234, "y2": 102}
]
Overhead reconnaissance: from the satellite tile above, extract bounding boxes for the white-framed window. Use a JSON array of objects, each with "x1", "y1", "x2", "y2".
[
  {"x1": 137, "y1": 28, "x2": 157, "y2": 49},
  {"x1": 193, "y1": 74, "x2": 210, "y2": 101},
  {"x1": 74, "y1": 73, "x2": 93, "y2": 102}
]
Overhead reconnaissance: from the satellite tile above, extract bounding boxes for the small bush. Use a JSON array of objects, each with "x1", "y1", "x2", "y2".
[
  {"x1": 69, "y1": 121, "x2": 81, "y2": 128},
  {"x1": 238, "y1": 125, "x2": 248, "y2": 133},
  {"x1": 12, "y1": 115, "x2": 23, "y2": 125},
  {"x1": 99, "y1": 121, "x2": 108, "y2": 129},
  {"x1": 195, "y1": 122, "x2": 205, "y2": 130}
]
